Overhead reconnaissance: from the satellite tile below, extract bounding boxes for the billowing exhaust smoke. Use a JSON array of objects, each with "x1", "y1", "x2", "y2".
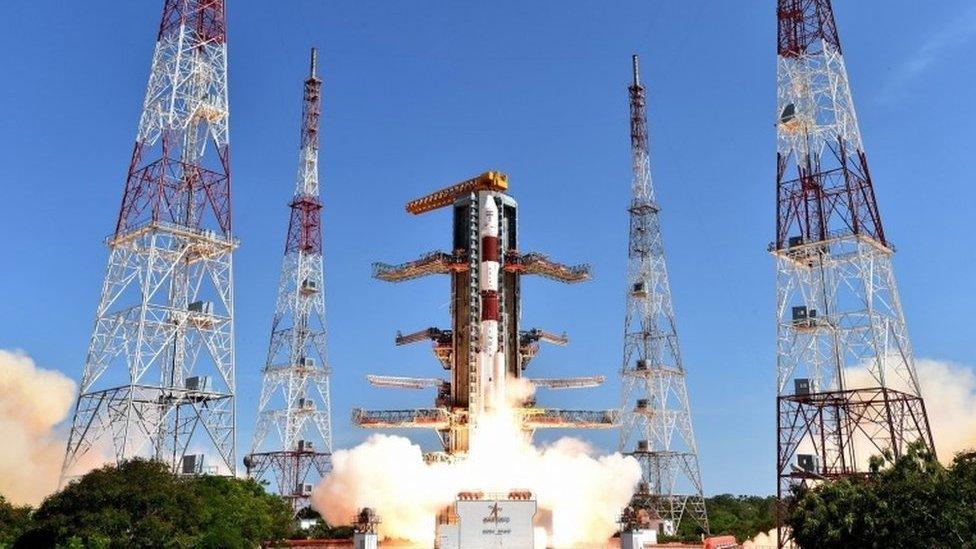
[
  {"x1": 845, "y1": 357, "x2": 976, "y2": 462},
  {"x1": 0, "y1": 349, "x2": 77, "y2": 506},
  {"x1": 313, "y1": 378, "x2": 641, "y2": 545}
]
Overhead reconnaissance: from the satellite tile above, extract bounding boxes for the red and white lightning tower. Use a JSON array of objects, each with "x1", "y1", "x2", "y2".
[
  {"x1": 618, "y1": 55, "x2": 708, "y2": 534},
  {"x1": 245, "y1": 49, "x2": 332, "y2": 513},
  {"x1": 773, "y1": 1, "x2": 934, "y2": 545},
  {"x1": 62, "y1": 0, "x2": 237, "y2": 479}
]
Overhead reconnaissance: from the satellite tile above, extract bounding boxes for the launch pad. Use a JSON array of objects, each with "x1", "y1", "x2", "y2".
[{"x1": 437, "y1": 491, "x2": 538, "y2": 549}]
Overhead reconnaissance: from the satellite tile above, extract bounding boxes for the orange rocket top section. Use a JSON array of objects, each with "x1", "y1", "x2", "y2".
[{"x1": 405, "y1": 171, "x2": 509, "y2": 215}]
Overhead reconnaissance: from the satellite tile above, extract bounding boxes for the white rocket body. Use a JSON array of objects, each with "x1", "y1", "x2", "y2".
[{"x1": 478, "y1": 195, "x2": 506, "y2": 412}]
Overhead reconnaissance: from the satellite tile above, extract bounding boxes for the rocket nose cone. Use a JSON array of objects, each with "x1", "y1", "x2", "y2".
[
  {"x1": 480, "y1": 195, "x2": 499, "y2": 234},
  {"x1": 483, "y1": 195, "x2": 498, "y2": 213}
]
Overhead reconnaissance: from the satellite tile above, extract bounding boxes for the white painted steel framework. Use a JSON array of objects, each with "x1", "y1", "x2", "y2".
[
  {"x1": 62, "y1": 0, "x2": 236, "y2": 481},
  {"x1": 245, "y1": 50, "x2": 333, "y2": 513},
  {"x1": 773, "y1": 3, "x2": 933, "y2": 546},
  {"x1": 367, "y1": 375, "x2": 447, "y2": 390},
  {"x1": 618, "y1": 55, "x2": 708, "y2": 533},
  {"x1": 775, "y1": 237, "x2": 922, "y2": 398},
  {"x1": 772, "y1": 22, "x2": 920, "y2": 398}
]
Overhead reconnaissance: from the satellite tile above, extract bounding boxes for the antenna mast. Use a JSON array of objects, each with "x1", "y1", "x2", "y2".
[
  {"x1": 618, "y1": 54, "x2": 709, "y2": 534},
  {"x1": 245, "y1": 48, "x2": 333, "y2": 513}
]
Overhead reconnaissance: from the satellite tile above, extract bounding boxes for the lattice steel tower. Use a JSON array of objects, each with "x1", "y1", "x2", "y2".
[
  {"x1": 773, "y1": 1, "x2": 934, "y2": 545},
  {"x1": 244, "y1": 49, "x2": 333, "y2": 513},
  {"x1": 62, "y1": 0, "x2": 237, "y2": 480},
  {"x1": 618, "y1": 55, "x2": 708, "y2": 534}
]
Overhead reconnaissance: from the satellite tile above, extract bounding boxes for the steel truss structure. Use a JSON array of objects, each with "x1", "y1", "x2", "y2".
[
  {"x1": 351, "y1": 408, "x2": 616, "y2": 433},
  {"x1": 778, "y1": 387, "x2": 931, "y2": 478},
  {"x1": 62, "y1": 0, "x2": 237, "y2": 481},
  {"x1": 617, "y1": 55, "x2": 708, "y2": 534},
  {"x1": 372, "y1": 250, "x2": 590, "y2": 284},
  {"x1": 773, "y1": 1, "x2": 934, "y2": 546},
  {"x1": 245, "y1": 49, "x2": 333, "y2": 513}
]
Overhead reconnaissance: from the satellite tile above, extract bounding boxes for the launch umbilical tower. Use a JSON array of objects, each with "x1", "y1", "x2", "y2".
[
  {"x1": 62, "y1": 0, "x2": 237, "y2": 479},
  {"x1": 617, "y1": 55, "x2": 708, "y2": 534},
  {"x1": 245, "y1": 49, "x2": 333, "y2": 512},
  {"x1": 355, "y1": 172, "x2": 615, "y2": 457},
  {"x1": 772, "y1": 1, "x2": 934, "y2": 546}
]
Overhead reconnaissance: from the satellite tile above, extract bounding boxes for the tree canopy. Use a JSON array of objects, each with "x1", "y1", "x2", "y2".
[
  {"x1": 667, "y1": 494, "x2": 777, "y2": 543},
  {"x1": 0, "y1": 495, "x2": 32, "y2": 548},
  {"x1": 13, "y1": 459, "x2": 293, "y2": 549},
  {"x1": 787, "y1": 442, "x2": 976, "y2": 548}
]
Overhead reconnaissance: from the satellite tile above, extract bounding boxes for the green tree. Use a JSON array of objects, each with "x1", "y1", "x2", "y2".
[
  {"x1": 669, "y1": 494, "x2": 777, "y2": 543},
  {"x1": 787, "y1": 442, "x2": 976, "y2": 548},
  {"x1": 15, "y1": 459, "x2": 292, "y2": 548},
  {"x1": 190, "y1": 474, "x2": 293, "y2": 548},
  {"x1": 293, "y1": 507, "x2": 354, "y2": 541},
  {"x1": 0, "y1": 495, "x2": 32, "y2": 548},
  {"x1": 305, "y1": 521, "x2": 354, "y2": 540}
]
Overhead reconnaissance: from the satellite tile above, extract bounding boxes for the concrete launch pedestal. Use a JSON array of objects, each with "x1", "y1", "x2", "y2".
[{"x1": 436, "y1": 490, "x2": 537, "y2": 549}]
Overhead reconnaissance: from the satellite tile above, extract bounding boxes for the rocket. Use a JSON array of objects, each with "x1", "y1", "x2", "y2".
[{"x1": 479, "y1": 194, "x2": 506, "y2": 412}]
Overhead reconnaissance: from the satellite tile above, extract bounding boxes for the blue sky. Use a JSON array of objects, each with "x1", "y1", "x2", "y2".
[{"x1": 2, "y1": 1, "x2": 975, "y2": 496}]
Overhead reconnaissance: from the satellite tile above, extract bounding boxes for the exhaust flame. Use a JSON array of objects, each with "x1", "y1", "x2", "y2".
[
  {"x1": 0, "y1": 349, "x2": 77, "y2": 505},
  {"x1": 313, "y1": 378, "x2": 640, "y2": 546}
]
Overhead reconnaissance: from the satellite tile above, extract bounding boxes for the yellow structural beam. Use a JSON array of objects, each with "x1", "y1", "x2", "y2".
[{"x1": 405, "y1": 171, "x2": 509, "y2": 215}]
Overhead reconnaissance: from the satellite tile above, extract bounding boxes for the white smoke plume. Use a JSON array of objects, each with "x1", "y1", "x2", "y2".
[
  {"x1": 845, "y1": 357, "x2": 976, "y2": 462},
  {"x1": 914, "y1": 359, "x2": 976, "y2": 460},
  {"x1": 313, "y1": 379, "x2": 641, "y2": 546},
  {"x1": 0, "y1": 349, "x2": 78, "y2": 506}
]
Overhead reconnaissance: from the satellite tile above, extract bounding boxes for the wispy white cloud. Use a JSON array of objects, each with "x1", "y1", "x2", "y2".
[{"x1": 879, "y1": 5, "x2": 976, "y2": 104}]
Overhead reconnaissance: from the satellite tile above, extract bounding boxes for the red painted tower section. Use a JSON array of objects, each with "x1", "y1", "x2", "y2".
[
  {"x1": 286, "y1": 52, "x2": 324, "y2": 256},
  {"x1": 774, "y1": 0, "x2": 884, "y2": 249},
  {"x1": 116, "y1": 0, "x2": 231, "y2": 237}
]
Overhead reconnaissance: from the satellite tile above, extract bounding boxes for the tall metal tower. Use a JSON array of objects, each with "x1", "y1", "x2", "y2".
[
  {"x1": 773, "y1": 1, "x2": 934, "y2": 545},
  {"x1": 62, "y1": 0, "x2": 237, "y2": 479},
  {"x1": 245, "y1": 49, "x2": 333, "y2": 513},
  {"x1": 618, "y1": 55, "x2": 708, "y2": 535}
]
